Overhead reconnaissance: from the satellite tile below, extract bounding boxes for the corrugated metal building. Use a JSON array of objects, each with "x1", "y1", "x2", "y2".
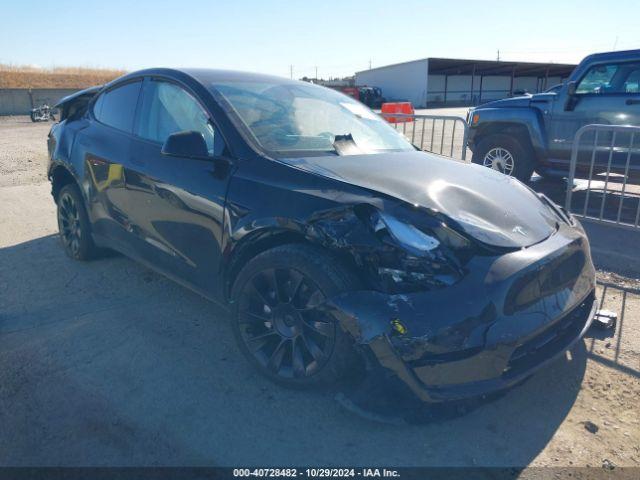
[{"x1": 355, "y1": 58, "x2": 576, "y2": 108}]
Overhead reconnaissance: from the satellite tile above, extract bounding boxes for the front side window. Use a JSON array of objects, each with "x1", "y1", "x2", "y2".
[
  {"x1": 210, "y1": 80, "x2": 414, "y2": 157},
  {"x1": 577, "y1": 62, "x2": 640, "y2": 95},
  {"x1": 93, "y1": 81, "x2": 142, "y2": 133},
  {"x1": 136, "y1": 80, "x2": 222, "y2": 156}
]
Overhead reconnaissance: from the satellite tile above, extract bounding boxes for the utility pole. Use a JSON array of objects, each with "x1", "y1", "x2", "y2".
[
  {"x1": 290, "y1": 64, "x2": 293, "y2": 79},
  {"x1": 315, "y1": 65, "x2": 318, "y2": 80},
  {"x1": 496, "y1": 49, "x2": 500, "y2": 61},
  {"x1": 369, "y1": 59, "x2": 372, "y2": 69}
]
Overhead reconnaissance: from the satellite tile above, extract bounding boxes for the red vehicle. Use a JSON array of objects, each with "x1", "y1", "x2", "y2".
[
  {"x1": 329, "y1": 86, "x2": 385, "y2": 108},
  {"x1": 332, "y1": 86, "x2": 360, "y2": 100}
]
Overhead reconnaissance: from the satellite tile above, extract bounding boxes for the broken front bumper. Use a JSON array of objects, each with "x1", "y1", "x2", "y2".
[{"x1": 326, "y1": 222, "x2": 597, "y2": 403}]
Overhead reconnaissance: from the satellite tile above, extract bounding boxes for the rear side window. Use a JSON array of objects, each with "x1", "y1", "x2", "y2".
[{"x1": 93, "y1": 81, "x2": 142, "y2": 133}]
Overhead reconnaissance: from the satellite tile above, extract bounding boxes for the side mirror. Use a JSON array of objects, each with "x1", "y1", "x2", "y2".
[
  {"x1": 161, "y1": 130, "x2": 209, "y2": 158},
  {"x1": 564, "y1": 81, "x2": 578, "y2": 111}
]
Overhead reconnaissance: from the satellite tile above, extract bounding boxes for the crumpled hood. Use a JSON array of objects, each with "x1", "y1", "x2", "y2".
[{"x1": 282, "y1": 151, "x2": 558, "y2": 248}]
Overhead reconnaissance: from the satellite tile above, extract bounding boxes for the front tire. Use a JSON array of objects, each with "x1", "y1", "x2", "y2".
[
  {"x1": 472, "y1": 134, "x2": 535, "y2": 182},
  {"x1": 56, "y1": 184, "x2": 98, "y2": 260},
  {"x1": 231, "y1": 244, "x2": 361, "y2": 388}
]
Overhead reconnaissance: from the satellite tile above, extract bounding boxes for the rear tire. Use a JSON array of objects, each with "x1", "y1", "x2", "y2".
[
  {"x1": 472, "y1": 134, "x2": 536, "y2": 182},
  {"x1": 231, "y1": 244, "x2": 362, "y2": 388},
  {"x1": 56, "y1": 184, "x2": 99, "y2": 261}
]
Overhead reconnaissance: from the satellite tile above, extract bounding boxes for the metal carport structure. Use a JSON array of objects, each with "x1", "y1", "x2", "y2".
[{"x1": 355, "y1": 58, "x2": 577, "y2": 108}]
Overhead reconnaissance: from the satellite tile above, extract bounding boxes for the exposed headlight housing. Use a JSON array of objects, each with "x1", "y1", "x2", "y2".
[
  {"x1": 373, "y1": 212, "x2": 440, "y2": 256},
  {"x1": 369, "y1": 211, "x2": 471, "y2": 292},
  {"x1": 374, "y1": 211, "x2": 471, "y2": 254}
]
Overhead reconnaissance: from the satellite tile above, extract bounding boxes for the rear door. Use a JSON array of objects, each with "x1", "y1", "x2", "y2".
[
  {"x1": 127, "y1": 77, "x2": 232, "y2": 297},
  {"x1": 74, "y1": 80, "x2": 143, "y2": 248},
  {"x1": 549, "y1": 61, "x2": 640, "y2": 172}
]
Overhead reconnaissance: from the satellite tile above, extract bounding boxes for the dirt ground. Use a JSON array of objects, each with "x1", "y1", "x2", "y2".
[
  {"x1": 0, "y1": 114, "x2": 638, "y2": 468},
  {"x1": 0, "y1": 115, "x2": 51, "y2": 187}
]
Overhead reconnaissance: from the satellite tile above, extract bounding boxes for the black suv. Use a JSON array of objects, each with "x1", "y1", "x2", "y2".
[{"x1": 47, "y1": 69, "x2": 595, "y2": 403}]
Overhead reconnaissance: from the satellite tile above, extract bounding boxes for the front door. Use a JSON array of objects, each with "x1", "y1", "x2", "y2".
[{"x1": 126, "y1": 78, "x2": 233, "y2": 297}]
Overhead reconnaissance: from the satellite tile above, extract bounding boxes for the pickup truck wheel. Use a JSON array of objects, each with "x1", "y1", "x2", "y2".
[{"x1": 472, "y1": 134, "x2": 535, "y2": 182}]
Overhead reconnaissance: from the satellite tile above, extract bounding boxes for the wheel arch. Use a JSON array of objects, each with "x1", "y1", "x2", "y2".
[
  {"x1": 472, "y1": 108, "x2": 547, "y2": 161},
  {"x1": 474, "y1": 122, "x2": 536, "y2": 156},
  {"x1": 49, "y1": 163, "x2": 81, "y2": 202},
  {"x1": 223, "y1": 227, "x2": 309, "y2": 300},
  {"x1": 222, "y1": 221, "x2": 365, "y2": 301}
]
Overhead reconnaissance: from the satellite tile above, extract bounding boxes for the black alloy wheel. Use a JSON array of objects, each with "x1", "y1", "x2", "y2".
[
  {"x1": 58, "y1": 191, "x2": 82, "y2": 256},
  {"x1": 232, "y1": 244, "x2": 361, "y2": 387},
  {"x1": 56, "y1": 184, "x2": 97, "y2": 260},
  {"x1": 237, "y1": 267, "x2": 335, "y2": 380}
]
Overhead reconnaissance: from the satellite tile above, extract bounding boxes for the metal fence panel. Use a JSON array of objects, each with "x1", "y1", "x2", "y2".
[
  {"x1": 380, "y1": 113, "x2": 469, "y2": 161},
  {"x1": 565, "y1": 124, "x2": 640, "y2": 230}
]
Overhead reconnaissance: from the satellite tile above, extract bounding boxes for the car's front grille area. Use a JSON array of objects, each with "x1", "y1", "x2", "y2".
[{"x1": 503, "y1": 291, "x2": 595, "y2": 379}]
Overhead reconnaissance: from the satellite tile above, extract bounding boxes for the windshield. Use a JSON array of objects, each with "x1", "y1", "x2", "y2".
[{"x1": 211, "y1": 80, "x2": 414, "y2": 157}]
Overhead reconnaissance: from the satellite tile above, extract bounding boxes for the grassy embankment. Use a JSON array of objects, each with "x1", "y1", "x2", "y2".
[{"x1": 0, "y1": 64, "x2": 125, "y2": 88}]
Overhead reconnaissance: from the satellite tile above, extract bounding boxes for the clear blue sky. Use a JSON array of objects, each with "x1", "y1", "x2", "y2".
[{"x1": 1, "y1": 0, "x2": 639, "y2": 79}]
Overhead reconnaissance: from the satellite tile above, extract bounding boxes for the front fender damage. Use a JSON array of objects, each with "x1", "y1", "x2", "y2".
[
  {"x1": 306, "y1": 223, "x2": 598, "y2": 422},
  {"x1": 302, "y1": 204, "x2": 464, "y2": 293},
  {"x1": 292, "y1": 204, "x2": 500, "y2": 421}
]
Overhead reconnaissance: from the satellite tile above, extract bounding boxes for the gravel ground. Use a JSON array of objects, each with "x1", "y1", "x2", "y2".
[
  {"x1": 0, "y1": 115, "x2": 51, "y2": 187},
  {"x1": 0, "y1": 114, "x2": 638, "y2": 468}
]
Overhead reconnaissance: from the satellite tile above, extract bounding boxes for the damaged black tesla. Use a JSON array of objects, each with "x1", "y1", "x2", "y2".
[{"x1": 48, "y1": 68, "x2": 596, "y2": 403}]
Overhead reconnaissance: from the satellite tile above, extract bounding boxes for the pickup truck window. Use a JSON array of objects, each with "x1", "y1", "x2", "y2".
[
  {"x1": 577, "y1": 65, "x2": 617, "y2": 94},
  {"x1": 624, "y1": 69, "x2": 640, "y2": 93},
  {"x1": 577, "y1": 62, "x2": 640, "y2": 95}
]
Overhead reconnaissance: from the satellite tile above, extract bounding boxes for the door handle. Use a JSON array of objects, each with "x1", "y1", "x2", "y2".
[{"x1": 625, "y1": 98, "x2": 640, "y2": 105}]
